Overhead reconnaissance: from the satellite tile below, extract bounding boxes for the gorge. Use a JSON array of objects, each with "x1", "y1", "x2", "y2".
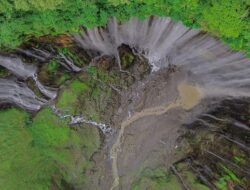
[{"x1": 0, "y1": 15, "x2": 250, "y2": 190}]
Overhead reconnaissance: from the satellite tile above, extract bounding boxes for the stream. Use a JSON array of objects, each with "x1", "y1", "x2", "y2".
[{"x1": 110, "y1": 82, "x2": 203, "y2": 189}]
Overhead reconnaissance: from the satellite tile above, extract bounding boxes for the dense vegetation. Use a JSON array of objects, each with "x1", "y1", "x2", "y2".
[
  {"x1": 0, "y1": 107, "x2": 100, "y2": 189},
  {"x1": 0, "y1": 51, "x2": 128, "y2": 189},
  {"x1": 0, "y1": 0, "x2": 249, "y2": 55}
]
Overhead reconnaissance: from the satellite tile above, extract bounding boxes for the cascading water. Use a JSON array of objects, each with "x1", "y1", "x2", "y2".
[
  {"x1": 0, "y1": 78, "x2": 46, "y2": 111},
  {"x1": 0, "y1": 54, "x2": 111, "y2": 135},
  {"x1": 0, "y1": 55, "x2": 37, "y2": 79},
  {"x1": 74, "y1": 16, "x2": 250, "y2": 189},
  {"x1": 74, "y1": 16, "x2": 250, "y2": 97},
  {"x1": 0, "y1": 55, "x2": 56, "y2": 110},
  {"x1": 51, "y1": 105, "x2": 113, "y2": 135}
]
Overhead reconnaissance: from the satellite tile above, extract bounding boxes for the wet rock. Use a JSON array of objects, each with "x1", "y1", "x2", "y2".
[
  {"x1": 118, "y1": 44, "x2": 135, "y2": 70},
  {"x1": 96, "y1": 55, "x2": 115, "y2": 70},
  {"x1": 0, "y1": 66, "x2": 10, "y2": 78},
  {"x1": 38, "y1": 60, "x2": 71, "y2": 88},
  {"x1": 179, "y1": 98, "x2": 250, "y2": 190}
]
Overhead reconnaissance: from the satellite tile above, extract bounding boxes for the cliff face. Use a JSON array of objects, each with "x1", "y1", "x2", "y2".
[{"x1": 0, "y1": 16, "x2": 249, "y2": 190}]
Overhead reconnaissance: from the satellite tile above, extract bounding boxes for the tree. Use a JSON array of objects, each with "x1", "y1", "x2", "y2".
[{"x1": 202, "y1": 0, "x2": 248, "y2": 38}]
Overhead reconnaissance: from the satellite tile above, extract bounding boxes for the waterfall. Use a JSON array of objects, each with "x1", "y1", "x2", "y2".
[
  {"x1": 0, "y1": 55, "x2": 56, "y2": 110},
  {"x1": 0, "y1": 78, "x2": 46, "y2": 111},
  {"x1": 0, "y1": 55, "x2": 37, "y2": 79},
  {"x1": 0, "y1": 54, "x2": 110, "y2": 134},
  {"x1": 74, "y1": 16, "x2": 250, "y2": 98},
  {"x1": 51, "y1": 105, "x2": 113, "y2": 135},
  {"x1": 32, "y1": 74, "x2": 57, "y2": 99}
]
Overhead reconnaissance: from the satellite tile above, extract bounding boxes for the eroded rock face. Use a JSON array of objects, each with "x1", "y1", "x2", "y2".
[
  {"x1": 75, "y1": 16, "x2": 250, "y2": 98},
  {"x1": 74, "y1": 17, "x2": 250, "y2": 189},
  {"x1": 178, "y1": 98, "x2": 250, "y2": 190}
]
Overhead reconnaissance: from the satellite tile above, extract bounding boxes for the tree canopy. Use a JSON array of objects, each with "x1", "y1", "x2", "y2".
[{"x1": 0, "y1": 0, "x2": 249, "y2": 55}]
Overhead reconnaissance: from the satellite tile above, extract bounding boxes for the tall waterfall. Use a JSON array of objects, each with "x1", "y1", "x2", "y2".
[
  {"x1": 0, "y1": 78, "x2": 46, "y2": 111},
  {"x1": 0, "y1": 55, "x2": 56, "y2": 111},
  {"x1": 74, "y1": 16, "x2": 250, "y2": 97}
]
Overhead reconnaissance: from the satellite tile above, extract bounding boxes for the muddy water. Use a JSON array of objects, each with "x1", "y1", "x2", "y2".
[
  {"x1": 110, "y1": 82, "x2": 202, "y2": 190},
  {"x1": 178, "y1": 83, "x2": 203, "y2": 109}
]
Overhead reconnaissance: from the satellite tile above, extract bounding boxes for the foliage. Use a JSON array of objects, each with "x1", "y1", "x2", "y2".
[
  {"x1": 29, "y1": 108, "x2": 72, "y2": 148},
  {"x1": 0, "y1": 107, "x2": 100, "y2": 189},
  {"x1": 0, "y1": 0, "x2": 249, "y2": 55},
  {"x1": 57, "y1": 68, "x2": 114, "y2": 120},
  {"x1": 201, "y1": 0, "x2": 248, "y2": 38},
  {"x1": 0, "y1": 0, "x2": 101, "y2": 48}
]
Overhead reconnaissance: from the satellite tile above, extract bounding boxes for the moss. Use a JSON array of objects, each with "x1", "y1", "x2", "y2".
[
  {"x1": 58, "y1": 47, "x2": 86, "y2": 67},
  {"x1": 77, "y1": 125, "x2": 100, "y2": 159},
  {"x1": 87, "y1": 66, "x2": 115, "y2": 83},
  {"x1": 38, "y1": 59, "x2": 71, "y2": 88},
  {"x1": 185, "y1": 171, "x2": 210, "y2": 190},
  {"x1": 175, "y1": 163, "x2": 210, "y2": 190},
  {"x1": 233, "y1": 156, "x2": 242, "y2": 163},
  {"x1": 57, "y1": 80, "x2": 89, "y2": 113},
  {"x1": 0, "y1": 66, "x2": 9, "y2": 77},
  {"x1": 57, "y1": 73, "x2": 71, "y2": 85},
  {"x1": 121, "y1": 52, "x2": 135, "y2": 69},
  {"x1": 47, "y1": 59, "x2": 60, "y2": 73},
  {"x1": 57, "y1": 67, "x2": 116, "y2": 121}
]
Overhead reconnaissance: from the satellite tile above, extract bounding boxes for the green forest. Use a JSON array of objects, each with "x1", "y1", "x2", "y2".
[{"x1": 0, "y1": 0, "x2": 250, "y2": 55}]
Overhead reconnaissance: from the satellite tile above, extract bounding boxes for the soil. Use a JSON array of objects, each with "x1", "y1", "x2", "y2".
[{"x1": 84, "y1": 64, "x2": 207, "y2": 190}]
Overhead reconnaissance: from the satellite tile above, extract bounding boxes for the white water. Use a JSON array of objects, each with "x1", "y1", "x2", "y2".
[
  {"x1": 0, "y1": 55, "x2": 37, "y2": 79},
  {"x1": 0, "y1": 78, "x2": 46, "y2": 111},
  {"x1": 51, "y1": 105, "x2": 113, "y2": 135},
  {"x1": 74, "y1": 16, "x2": 250, "y2": 189},
  {"x1": 0, "y1": 55, "x2": 56, "y2": 110},
  {"x1": 74, "y1": 16, "x2": 250, "y2": 98},
  {"x1": 32, "y1": 74, "x2": 57, "y2": 99}
]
